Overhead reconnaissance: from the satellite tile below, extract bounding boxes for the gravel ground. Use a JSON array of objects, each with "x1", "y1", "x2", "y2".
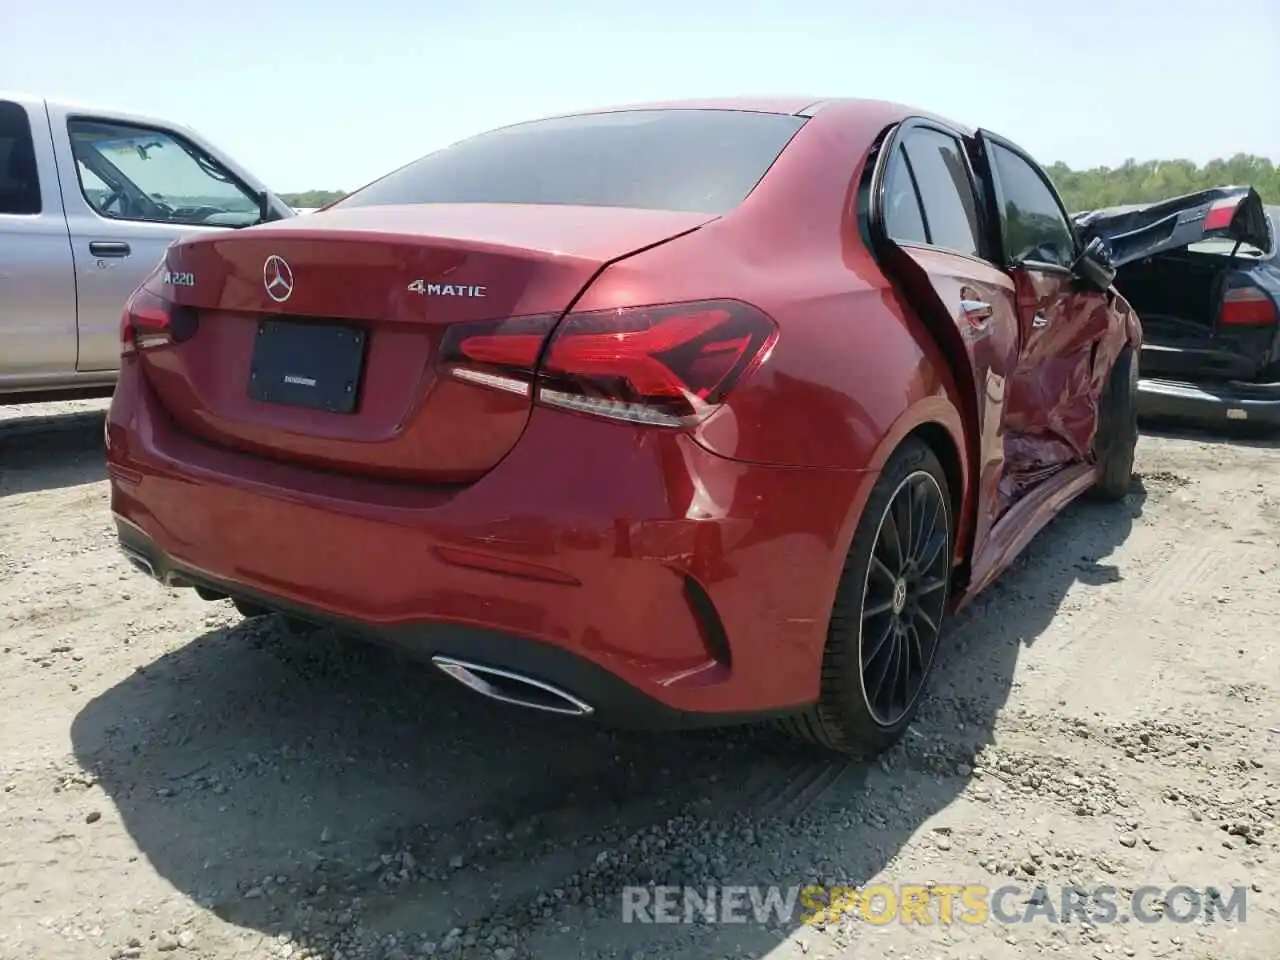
[{"x1": 1, "y1": 398, "x2": 1277, "y2": 960}]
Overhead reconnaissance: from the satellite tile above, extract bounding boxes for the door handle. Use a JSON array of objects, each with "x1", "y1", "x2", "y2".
[
  {"x1": 89, "y1": 241, "x2": 131, "y2": 258},
  {"x1": 960, "y1": 299, "x2": 993, "y2": 326}
]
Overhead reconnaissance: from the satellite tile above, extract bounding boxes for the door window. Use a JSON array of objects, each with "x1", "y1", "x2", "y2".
[
  {"x1": 67, "y1": 118, "x2": 261, "y2": 226},
  {"x1": 901, "y1": 128, "x2": 982, "y2": 258},
  {"x1": 0, "y1": 101, "x2": 42, "y2": 215},
  {"x1": 988, "y1": 142, "x2": 1077, "y2": 269},
  {"x1": 882, "y1": 144, "x2": 927, "y2": 244}
]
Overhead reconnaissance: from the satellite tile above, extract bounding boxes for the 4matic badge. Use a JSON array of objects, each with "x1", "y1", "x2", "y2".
[{"x1": 407, "y1": 280, "x2": 486, "y2": 298}]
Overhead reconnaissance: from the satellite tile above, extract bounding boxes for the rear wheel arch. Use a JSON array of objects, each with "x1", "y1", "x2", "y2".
[
  {"x1": 859, "y1": 372, "x2": 976, "y2": 577},
  {"x1": 910, "y1": 421, "x2": 965, "y2": 547},
  {"x1": 906, "y1": 306, "x2": 982, "y2": 580},
  {"x1": 780, "y1": 432, "x2": 956, "y2": 754},
  {"x1": 783, "y1": 400, "x2": 971, "y2": 756}
]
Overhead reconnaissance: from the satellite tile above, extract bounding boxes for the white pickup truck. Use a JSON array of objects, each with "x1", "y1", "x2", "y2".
[{"x1": 0, "y1": 92, "x2": 294, "y2": 403}]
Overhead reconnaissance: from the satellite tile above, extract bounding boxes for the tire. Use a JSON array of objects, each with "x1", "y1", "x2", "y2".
[
  {"x1": 779, "y1": 437, "x2": 953, "y2": 756},
  {"x1": 1089, "y1": 344, "x2": 1138, "y2": 502}
]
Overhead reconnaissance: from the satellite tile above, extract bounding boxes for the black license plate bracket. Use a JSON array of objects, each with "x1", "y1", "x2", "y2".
[{"x1": 248, "y1": 319, "x2": 367, "y2": 414}]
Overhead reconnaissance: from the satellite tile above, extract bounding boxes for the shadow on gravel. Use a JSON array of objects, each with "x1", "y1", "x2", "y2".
[
  {"x1": 71, "y1": 481, "x2": 1144, "y2": 959},
  {"x1": 0, "y1": 410, "x2": 107, "y2": 497},
  {"x1": 1140, "y1": 414, "x2": 1280, "y2": 449}
]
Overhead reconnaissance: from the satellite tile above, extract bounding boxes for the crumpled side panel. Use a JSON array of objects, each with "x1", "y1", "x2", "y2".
[{"x1": 1000, "y1": 271, "x2": 1129, "y2": 504}]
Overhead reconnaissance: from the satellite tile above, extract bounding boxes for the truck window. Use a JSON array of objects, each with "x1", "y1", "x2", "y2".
[
  {"x1": 67, "y1": 118, "x2": 262, "y2": 226},
  {"x1": 0, "y1": 100, "x2": 42, "y2": 215}
]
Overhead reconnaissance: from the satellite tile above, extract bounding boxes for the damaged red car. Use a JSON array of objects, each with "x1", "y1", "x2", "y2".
[{"x1": 109, "y1": 97, "x2": 1177, "y2": 755}]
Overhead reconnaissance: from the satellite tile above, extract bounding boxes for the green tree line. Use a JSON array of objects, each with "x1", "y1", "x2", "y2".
[
  {"x1": 279, "y1": 189, "x2": 346, "y2": 209},
  {"x1": 279, "y1": 153, "x2": 1280, "y2": 213},
  {"x1": 1048, "y1": 154, "x2": 1279, "y2": 211}
]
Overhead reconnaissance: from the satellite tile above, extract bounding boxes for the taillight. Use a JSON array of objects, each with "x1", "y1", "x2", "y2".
[
  {"x1": 439, "y1": 299, "x2": 778, "y2": 427},
  {"x1": 438, "y1": 313, "x2": 559, "y2": 396},
  {"x1": 1203, "y1": 196, "x2": 1243, "y2": 232},
  {"x1": 1219, "y1": 285, "x2": 1278, "y2": 327},
  {"x1": 539, "y1": 301, "x2": 778, "y2": 426},
  {"x1": 120, "y1": 288, "x2": 198, "y2": 356}
]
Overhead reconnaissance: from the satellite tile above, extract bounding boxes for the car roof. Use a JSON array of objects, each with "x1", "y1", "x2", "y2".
[
  {"x1": 563, "y1": 96, "x2": 824, "y2": 115},
  {"x1": 509, "y1": 95, "x2": 970, "y2": 135}
]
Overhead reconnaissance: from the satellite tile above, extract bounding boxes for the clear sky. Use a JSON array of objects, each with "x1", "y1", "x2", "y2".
[{"x1": 3, "y1": 0, "x2": 1278, "y2": 193}]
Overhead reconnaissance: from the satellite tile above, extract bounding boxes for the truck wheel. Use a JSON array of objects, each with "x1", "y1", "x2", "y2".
[
  {"x1": 779, "y1": 437, "x2": 953, "y2": 756},
  {"x1": 1089, "y1": 344, "x2": 1138, "y2": 502}
]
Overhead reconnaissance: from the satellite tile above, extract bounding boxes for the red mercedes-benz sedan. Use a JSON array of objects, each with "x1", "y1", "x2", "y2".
[{"x1": 106, "y1": 97, "x2": 1148, "y2": 755}]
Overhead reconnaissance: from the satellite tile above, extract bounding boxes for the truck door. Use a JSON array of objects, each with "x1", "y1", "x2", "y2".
[
  {"x1": 0, "y1": 97, "x2": 78, "y2": 381},
  {"x1": 44, "y1": 103, "x2": 273, "y2": 372}
]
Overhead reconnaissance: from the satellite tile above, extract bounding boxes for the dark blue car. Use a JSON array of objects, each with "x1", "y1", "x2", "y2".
[{"x1": 1072, "y1": 189, "x2": 1279, "y2": 429}]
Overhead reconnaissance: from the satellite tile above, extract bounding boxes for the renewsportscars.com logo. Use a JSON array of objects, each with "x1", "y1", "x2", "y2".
[{"x1": 621, "y1": 883, "x2": 1251, "y2": 926}]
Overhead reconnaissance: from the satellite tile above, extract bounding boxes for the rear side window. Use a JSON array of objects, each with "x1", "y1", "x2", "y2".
[
  {"x1": 901, "y1": 128, "x2": 982, "y2": 258},
  {"x1": 0, "y1": 100, "x2": 42, "y2": 215},
  {"x1": 883, "y1": 145, "x2": 928, "y2": 244},
  {"x1": 988, "y1": 142, "x2": 1076, "y2": 268},
  {"x1": 335, "y1": 109, "x2": 808, "y2": 215}
]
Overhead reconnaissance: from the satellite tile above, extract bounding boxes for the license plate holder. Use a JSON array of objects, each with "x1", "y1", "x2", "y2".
[{"x1": 248, "y1": 319, "x2": 367, "y2": 414}]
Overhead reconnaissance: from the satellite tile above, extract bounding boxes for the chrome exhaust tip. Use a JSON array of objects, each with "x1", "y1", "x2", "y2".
[
  {"x1": 431, "y1": 656, "x2": 594, "y2": 717},
  {"x1": 119, "y1": 545, "x2": 157, "y2": 580}
]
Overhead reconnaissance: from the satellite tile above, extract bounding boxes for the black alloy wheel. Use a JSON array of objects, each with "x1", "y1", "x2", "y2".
[
  {"x1": 779, "y1": 437, "x2": 953, "y2": 755},
  {"x1": 858, "y1": 469, "x2": 950, "y2": 727}
]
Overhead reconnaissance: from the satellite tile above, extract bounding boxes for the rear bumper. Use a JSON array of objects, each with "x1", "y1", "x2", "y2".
[
  {"x1": 114, "y1": 520, "x2": 791, "y2": 730},
  {"x1": 1137, "y1": 377, "x2": 1280, "y2": 427},
  {"x1": 105, "y1": 361, "x2": 876, "y2": 727}
]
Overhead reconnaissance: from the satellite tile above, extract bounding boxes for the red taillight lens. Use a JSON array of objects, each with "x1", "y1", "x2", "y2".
[
  {"x1": 438, "y1": 314, "x2": 558, "y2": 396},
  {"x1": 539, "y1": 300, "x2": 778, "y2": 426},
  {"x1": 1219, "y1": 285, "x2": 1278, "y2": 327},
  {"x1": 120, "y1": 288, "x2": 198, "y2": 356},
  {"x1": 1203, "y1": 196, "x2": 1242, "y2": 232},
  {"x1": 439, "y1": 299, "x2": 778, "y2": 427}
]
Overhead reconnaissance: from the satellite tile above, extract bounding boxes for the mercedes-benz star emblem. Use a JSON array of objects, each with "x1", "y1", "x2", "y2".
[
  {"x1": 263, "y1": 255, "x2": 294, "y2": 303},
  {"x1": 892, "y1": 578, "x2": 908, "y2": 615}
]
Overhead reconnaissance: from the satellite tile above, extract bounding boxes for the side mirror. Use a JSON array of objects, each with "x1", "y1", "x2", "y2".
[
  {"x1": 1071, "y1": 236, "x2": 1116, "y2": 291},
  {"x1": 256, "y1": 190, "x2": 273, "y2": 223}
]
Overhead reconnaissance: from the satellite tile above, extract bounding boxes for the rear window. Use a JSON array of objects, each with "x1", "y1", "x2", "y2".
[
  {"x1": 0, "y1": 100, "x2": 42, "y2": 215},
  {"x1": 334, "y1": 109, "x2": 807, "y2": 215}
]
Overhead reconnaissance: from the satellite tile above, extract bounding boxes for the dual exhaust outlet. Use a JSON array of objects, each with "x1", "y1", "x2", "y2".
[
  {"x1": 119, "y1": 546, "x2": 592, "y2": 719},
  {"x1": 431, "y1": 656, "x2": 594, "y2": 717},
  {"x1": 120, "y1": 544, "x2": 159, "y2": 581}
]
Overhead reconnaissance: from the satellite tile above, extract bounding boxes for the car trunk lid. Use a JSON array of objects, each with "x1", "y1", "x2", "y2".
[
  {"x1": 1072, "y1": 186, "x2": 1274, "y2": 268},
  {"x1": 133, "y1": 203, "x2": 716, "y2": 483},
  {"x1": 1098, "y1": 197, "x2": 1280, "y2": 383}
]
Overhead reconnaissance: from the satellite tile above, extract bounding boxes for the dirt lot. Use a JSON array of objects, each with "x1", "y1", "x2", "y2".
[{"x1": 1, "y1": 399, "x2": 1277, "y2": 960}]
